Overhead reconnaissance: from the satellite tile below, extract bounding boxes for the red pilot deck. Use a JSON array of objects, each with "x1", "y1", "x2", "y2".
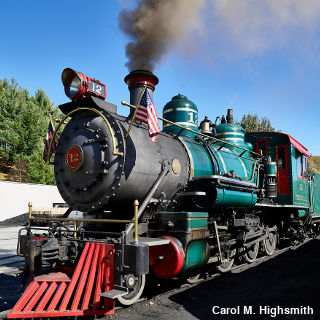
[{"x1": 8, "y1": 242, "x2": 114, "y2": 318}]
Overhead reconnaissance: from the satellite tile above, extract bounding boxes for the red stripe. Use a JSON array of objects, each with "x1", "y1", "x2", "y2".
[
  {"x1": 150, "y1": 134, "x2": 158, "y2": 142},
  {"x1": 138, "y1": 105, "x2": 147, "y2": 111},
  {"x1": 148, "y1": 110, "x2": 156, "y2": 129},
  {"x1": 148, "y1": 106, "x2": 160, "y2": 134},
  {"x1": 149, "y1": 122, "x2": 159, "y2": 134},
  {"x1": 130, "y1": 103, "x2": 160, "y2": 142},
  {"x1": 135, "y1": 117, "x2": 148, "y2": 124},
  {"x1": 146, "y1": 104, "x2": 160, "y2": 142},
  {"x1": 135, "y1": 111, "x2": 148, "y2": 124},
  {"x1": 149, "y1": 118, "x2": 159, "y2": 134},
  {"x1": 137, "y1": 112, "x2": 147, "y2": 118},
  {"x1": 148, "y1": 109, "x2": 156, "y2": 125},
  {"x1": 136, "y1": 111, "x2": 147, "y2": 118},
  {"x1": 149, "y1": 105, "x2": 159, "y2": 128}
]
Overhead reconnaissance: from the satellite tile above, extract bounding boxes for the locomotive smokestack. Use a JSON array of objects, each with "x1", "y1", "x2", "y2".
[
  {"x1": 124, "y1": 70, "x2": 159, "y2": 108},
  {"x1": 226, "y1": 109, "x2": 234, "y2": 123},
  {"x1": 124, "y1": 70, "x2": 159, "y2": 118}
]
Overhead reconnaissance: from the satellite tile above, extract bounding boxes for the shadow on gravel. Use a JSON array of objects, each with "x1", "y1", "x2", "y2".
[
  {"x1": 169, "y1": 239, "x2": 320, "y2": 320},
  {"x1": 0, "y1": 273, "x2": 23, "y2": 312}
]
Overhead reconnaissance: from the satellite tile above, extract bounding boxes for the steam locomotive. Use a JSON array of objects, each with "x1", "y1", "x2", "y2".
[{"x1": 9, "y1": 69, "x2": 320, "y2": 318}]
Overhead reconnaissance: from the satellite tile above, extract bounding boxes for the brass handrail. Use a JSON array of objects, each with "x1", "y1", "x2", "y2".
[
  {"x1": 27, "y1": 201, "x2": 139, "y2": 240},
  {"x1": 134, "y1": 200, "x2": 139, "y2": 243},
  {"x1": 28, "y1": 202, "x2": 32, "y2": 227},
  {"x1": 47, "y1": 107, "x2": 123, "y2": 164},
  {"x1": 121, "y1": 100, "x2": 263, "y2": 157},
  {"x1": 29, "y1": 217, "x2": 135, "y2": 224}
]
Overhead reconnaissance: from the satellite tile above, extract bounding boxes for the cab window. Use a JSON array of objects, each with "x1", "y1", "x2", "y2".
[
  {"x1": 278, "y1": 147, "x2": 286, "y2": 170},
  {"x1": 297, "y1": 152, "x2": 307, "y2": 179},
  {"x1": 256, "y1": 139, "x2": 268, "y2": 154}
]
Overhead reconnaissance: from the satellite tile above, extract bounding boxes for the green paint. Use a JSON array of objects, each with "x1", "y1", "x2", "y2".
[
  {"x1": 215, "y1": 188, "x2": 257, "y2": 207},
  {"x1": 297, "y1": 209, "x2": 307, "y2": 217},
  {"x1": 214, "y1": 123, "x2": 253, "y2": 154},
  {"x1": 180, "y1": 137, "x2": 214, "y2": 177},
  {"x1": 162, "y1": 94, "x2": 199, "y2": 139},
  {"x1": 158, "y1": 211, "x2": 208, "y2": 230},
  {"x1": 291, "y1": 147, "x2": 309, "y2": 208},
  {"x1": 309, "y1": 173, "x2": 320, "y2": 215},
  {"x1": 181, "y1": 239, "x2": 208, "y2": 272},
  {"x1": 180, "y1": 135, "x2": 256, "y2": 183},
  {"x1": 158, "y1": 212, "x2": 209, "y2": 272},
  {"x1": 265, "y1": 162, "x2": 277, "y2": 176}
]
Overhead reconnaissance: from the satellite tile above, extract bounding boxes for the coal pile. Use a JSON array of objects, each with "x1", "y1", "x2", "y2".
[{"x1": 0, "y1": 213, "x2": 28, "y2": 228}]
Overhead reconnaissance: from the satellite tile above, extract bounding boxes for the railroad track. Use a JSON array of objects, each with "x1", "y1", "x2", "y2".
[{"x1": 232, "y1": 237, "x2": 313, "y2": 273}]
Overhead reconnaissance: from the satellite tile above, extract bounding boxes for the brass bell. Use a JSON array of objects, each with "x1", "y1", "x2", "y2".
[{"x1": 199, "y1": 116, "x2": 212, "y2": 136}]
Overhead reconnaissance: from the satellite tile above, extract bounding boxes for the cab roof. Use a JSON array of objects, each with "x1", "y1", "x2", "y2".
[{"x1": 247, "y1": 131, "x2": 312, "y2": 158}]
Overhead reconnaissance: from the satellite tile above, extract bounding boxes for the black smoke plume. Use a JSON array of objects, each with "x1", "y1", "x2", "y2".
[{"x1": 119, "y1": 0, "x2": 205, "y2": 71}]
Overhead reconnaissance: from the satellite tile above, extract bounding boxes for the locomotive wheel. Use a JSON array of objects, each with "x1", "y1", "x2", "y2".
[
  {"x1": 242, "y1": 242, "x2": 259, "y2": 263},
  {"x1": 263, "y1": 232, "x2": 276, "y2": 256},
  {"x1": 216, "y1": 248, "x2": 236, "y2": 273},
  {"x1": 117, "y1": 274, "x2": 146, "y2": 306}
]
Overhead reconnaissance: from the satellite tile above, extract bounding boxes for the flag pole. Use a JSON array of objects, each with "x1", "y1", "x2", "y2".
[
  {"x1": 125, "y1": 83, "x2": 147, "y2": 139},
  {"x1": 48, "y1": 113, "x2": 55, "y2": 131},
  {"x1": 46, "y1": 113, "x2": 57, "y2": 164}
]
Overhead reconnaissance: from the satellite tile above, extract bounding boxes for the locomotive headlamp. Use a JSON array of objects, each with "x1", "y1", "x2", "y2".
[{"x1": 61, "y1": 68, "x2": 106, "y2": 101}]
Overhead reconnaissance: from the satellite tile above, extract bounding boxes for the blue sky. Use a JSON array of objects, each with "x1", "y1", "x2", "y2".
[{"x1": 1, "y1": 0, "x2": 320, "y2": 154}]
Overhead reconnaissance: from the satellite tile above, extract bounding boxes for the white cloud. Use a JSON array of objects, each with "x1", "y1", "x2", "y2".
[{"x1": 211, "y1": 0, "x2": 320, "y2": 54}]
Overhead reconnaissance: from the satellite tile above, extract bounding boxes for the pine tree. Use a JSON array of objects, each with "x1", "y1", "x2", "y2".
[
  {"x1": 0, "y1": 78, "x2": 61, "y2": 184},
  {"x1": 308, "y1": 156, "x2": 320, "y2": 174},
  {"x1": 238, "y1": 113, "x2": 275, "y2": 132},
  {"x1": 27, "y1": 149, "x2": 56, "y2": 185}
]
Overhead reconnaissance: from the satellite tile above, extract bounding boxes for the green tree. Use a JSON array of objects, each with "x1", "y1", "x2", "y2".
[
  {"x1": 0, "y1": 78, "x2": 61, "y2": 184},
  {"x1": 238, "y1": 113, "x2": 275, "y2": 132},
  {"x1": 308, "y1": 156, "x2": 320, "y2": 174},
  {"x1": 27, "y1": 149, "x2": 56, "y2": 185}
]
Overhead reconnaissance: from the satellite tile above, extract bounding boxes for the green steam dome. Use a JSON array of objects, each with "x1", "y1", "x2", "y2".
[
  {"x1": 214, "y1": 122, "x2": 253, "y2": 153},
  {"x1": 162, "y1": 94, "x2": 199, "y2": 139}
]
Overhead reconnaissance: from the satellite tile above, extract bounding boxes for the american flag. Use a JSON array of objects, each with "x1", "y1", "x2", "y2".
[
  {"x1": 43, "y1": 119, "x2": 58, "y2": 162},
  {"x1": 135, "y1": 89, "x2": 160, "y2": 142}
]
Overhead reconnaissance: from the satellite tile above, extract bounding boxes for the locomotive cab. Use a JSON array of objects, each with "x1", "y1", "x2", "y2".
[{"x1": 246, "y1": 131, "x2": 312, "y2": 207}]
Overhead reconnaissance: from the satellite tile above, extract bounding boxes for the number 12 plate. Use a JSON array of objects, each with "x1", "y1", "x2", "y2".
[{"x1": 88, "y1": 80, "x2": 106, "y2": 98}]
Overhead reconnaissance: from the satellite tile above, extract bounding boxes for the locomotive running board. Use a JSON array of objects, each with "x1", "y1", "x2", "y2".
[
  {"x1": 255, "y1": 203, "x2": 308, "y2": 209},
  {"x1": 7, "y1": 242, "x2": 115, "y2": 318}
]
